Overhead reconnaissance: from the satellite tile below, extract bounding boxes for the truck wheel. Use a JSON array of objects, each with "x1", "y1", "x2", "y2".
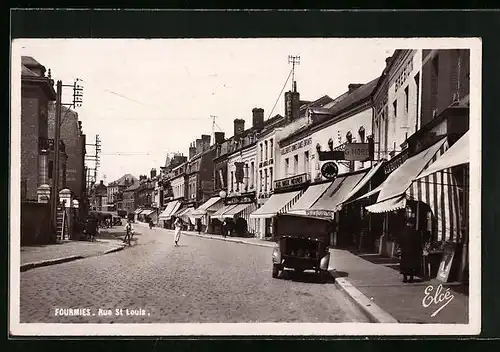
[{"x1": 272, "y1": 264, "x2": 279, "y2": 278}]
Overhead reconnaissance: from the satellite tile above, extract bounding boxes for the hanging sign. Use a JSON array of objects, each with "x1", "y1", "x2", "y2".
[
  {"x1": 344, "y1": 143, "x2": 370, "y2": 161},
  {"x1": 321, "y1": 162, "x2": 339, "y2": 180},
  {"x1": 437, "y1": 248, "x2": 456, "y2": 283}
]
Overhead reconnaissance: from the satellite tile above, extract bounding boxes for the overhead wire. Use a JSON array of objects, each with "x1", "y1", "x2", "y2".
[{"x1": 267, "y1": 68, "x2": 293, "y2": 119}]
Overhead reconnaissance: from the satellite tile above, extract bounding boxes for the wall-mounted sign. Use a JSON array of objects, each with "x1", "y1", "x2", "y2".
[
  {"x1": 344, "y1": 143, "x2": 370, "y2": 161},
  {"x1": 306, "y1": 210, "x2": 335, "y2": 218},
  {"x1": 274, "y1": 173, "x2": 309, "y2": 190},
  {"x1": 281, "y1": 137, "x2": 312, "y2": 155},
  {"x1": 321, "y1": 162, "x2": 339, "y2": 180}
]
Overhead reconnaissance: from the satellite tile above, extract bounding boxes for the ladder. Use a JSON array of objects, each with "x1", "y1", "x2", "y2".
[{"x1": 56, "y1": 207, "x2": 68, "y2": 241}]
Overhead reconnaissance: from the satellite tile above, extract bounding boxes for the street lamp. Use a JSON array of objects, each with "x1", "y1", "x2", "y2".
[{"x1": 219, "y1": 190, "x2": 227, "y2": 199}]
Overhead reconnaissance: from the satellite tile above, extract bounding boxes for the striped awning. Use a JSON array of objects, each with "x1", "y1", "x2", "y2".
[
  {"x1": 211, "y1": 204, "x2": 237, "y2": 219},
  {"x1": 220, "y1": 203, "x2": 255, "y2": 219},
  {"x1": 249, "y1": 190, "x2": 304, "y2": 219},
  {"x1": 367, "y1": 136, "x2": 463, "y2": 243},
  {"x1": 287, "y1": 182, "x2": 331, "y2": 215},
  {"x1": 159, "y1": 200, "x2": 181, "y2": 220},
  {"x1": 191, "y1": 197, "x2": 223, "y2": 217},
  {"x1": 416, "y1": 131, "x2": 469, "y2": 180},
  {"x1": 308, "y1": 171, "x2": 367, "y2": 213},
  {"x1": 366, "y1": 137, "x2": 447, "y2": 213}
]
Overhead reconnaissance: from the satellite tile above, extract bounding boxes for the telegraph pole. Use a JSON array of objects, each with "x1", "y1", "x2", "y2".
[{"x1": 51, "y1": 78, "x2": 84, "y2": 230}]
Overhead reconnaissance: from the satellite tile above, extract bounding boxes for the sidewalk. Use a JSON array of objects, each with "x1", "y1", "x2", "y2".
[
  {"x1": 21, "y1": 237, "x2": 126, "y2": 271},
  {"x1": 329, "y1": 248, "x2": 469, "y2": 324}
]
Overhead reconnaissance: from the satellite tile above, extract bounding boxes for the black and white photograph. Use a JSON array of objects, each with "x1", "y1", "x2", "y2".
[{"x1": 10, "y1": 36, "x2": 481, "y2": 336}]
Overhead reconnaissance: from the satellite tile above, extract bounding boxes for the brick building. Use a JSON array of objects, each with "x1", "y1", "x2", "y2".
[
  {"x1": 20, "y1": 56, "x2": 57, "y2": 201},
  {"x1": 48, "y1": 104, "x2": 86, "y2": 203},
  {"x1": 122, "y1": 182, "x2": 140, "y2": 214}
]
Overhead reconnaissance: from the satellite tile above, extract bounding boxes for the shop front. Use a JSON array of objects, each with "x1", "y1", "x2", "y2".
[
  {"x1": 158, "y1": 200, "x2": 182, "y2": 229},
  {"x1": 250, "y1": 173, "x2": 309, "y2": 238},
  {"x1": 363, "y1": 135, "x2": 465, "y2": 282},
  {"x1": 191, "y1": 196, "x2": 223, "y2": 233},
  {"x1": 211, "y1": 194, "x2": 257, "y2": 237}
]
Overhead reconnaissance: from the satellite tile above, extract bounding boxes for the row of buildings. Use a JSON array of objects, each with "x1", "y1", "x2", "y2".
[
  {"x1": 20, "y1": 56, "x2": 88, "y2": 244},
  {"x1": 126, "y1": 49, "x2": 470, "y2": 282}
]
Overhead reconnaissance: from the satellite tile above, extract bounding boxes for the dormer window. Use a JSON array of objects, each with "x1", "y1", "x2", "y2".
[{"x1": 346, "y1": 131, "x2": 353, "y2": 143}]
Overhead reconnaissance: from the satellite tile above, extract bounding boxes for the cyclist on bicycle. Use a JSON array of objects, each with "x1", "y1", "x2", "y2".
[{"x1": 123, "y1": 219, "x2": 134, "y2": 244}]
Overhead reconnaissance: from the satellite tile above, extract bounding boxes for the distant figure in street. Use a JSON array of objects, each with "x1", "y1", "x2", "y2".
[
  {"x1": 196, "y1": 218, "x2": 202, "y2": 234},
  {"x1": 174, "y1": 217, "x2": 182, "y2": 247},
  {"x1": 399, "y1": 205, "x2": 423, "y2": 283},
  {"x1": 123, "y1": 219, "x2": 134, "y2": 245},
  {"x1": 86, "y1": 216, "x2": 98, "y2": 242}
]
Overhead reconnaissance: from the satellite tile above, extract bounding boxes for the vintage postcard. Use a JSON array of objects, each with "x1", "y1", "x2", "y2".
[{"x1": 9, "y1": 37, "x2": 481, "y2": 336}]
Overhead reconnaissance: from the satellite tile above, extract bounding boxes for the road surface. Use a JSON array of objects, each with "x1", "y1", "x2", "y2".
[{"x1": 20, "y1": 225, "x2": 369, "y2": 323}]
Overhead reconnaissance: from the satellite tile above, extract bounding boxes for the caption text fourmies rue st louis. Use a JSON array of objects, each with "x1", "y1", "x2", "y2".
[{"x1": 54, "y1": 308, "x2": 150, "y2": 317}]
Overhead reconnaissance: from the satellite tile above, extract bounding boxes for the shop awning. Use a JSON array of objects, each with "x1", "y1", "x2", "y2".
[
  {"x1": 220, "y1": 203, "x2": 254, "y2": 219},
  {"x1": 287, "y1": 182, "x2": 331, "y2": 215},
  {"x1": 191, "y1": 196, "x2": 223, "y2": 217},
  {"x1": 141, "y1": 209, "x2": 156, "y2": 216},
  {"x1": 175, "y1": 207, "x2": 195, "y2": 223},
  {"x1": 345, "y1": 184, "x2": 383, "y2": 205},
  {"x1": 308, "y1": 171, "x2": 367, "y2": 213},
  {"x1": 134, "y1": 208, "x2": 143, "y2": 214},
  {"x1": 158, "y1": 200, "x2": 181, "y2": 220},
  {"x1": 249, "y1": 190, "x2": 303, "y2": 219},
  {"x1": 416, "y1": 131, "x2": 469, "y2": 180},
  {"x1": 342, "y1": 162, "x2": 384, "y2": 203},
  {"x1": 366, "y1": 137, "x2": 447, "y2": 214},
  {"x1": 211, "y1": 204, "x2": 237, "y2": 219}
]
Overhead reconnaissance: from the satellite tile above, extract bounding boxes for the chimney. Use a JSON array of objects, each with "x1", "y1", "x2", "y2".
[
  {"x1": 285, "y1": 90, "x2": 300, "y2": 122},
  {"x1": 139, "y1": 175, "x2": 147, "y2": 181},
  {"x1": 150, "y1": 168, "x2": 157, "y2": 179},
  {"x1": 348, "y1": 84, "x2": 363, "y2": 93},
  {"x1": 252, "y1": 108, "x2": 264, "y2": 130},
  {"x1": 385, "y1": 56, "x2": 392, "y2": 67},
  {"x1": 201, "y1": 134, "x2": 211, "y2": 152},
  {"x1": 234, "y1": 119, "x2": 245, "y2": 139},
  {"x1": 195, "y1": 138, "x2": 202, "y2": 155},
  {"x1": 214, "y1": 132, "x2": 225, "y2": 144},
  {"x1": 189, "y1": 142, "x2": 197, "y2": 159}
]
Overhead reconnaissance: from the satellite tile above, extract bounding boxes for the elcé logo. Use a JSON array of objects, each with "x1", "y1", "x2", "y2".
[{"x1": 422, "y1": 284, "x2": 455, "y2": 317}]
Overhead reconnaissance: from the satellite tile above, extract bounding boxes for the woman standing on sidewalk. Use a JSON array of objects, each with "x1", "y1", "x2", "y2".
[
  {"x1": 174, "y1": 217, "x2": 182, "y2": 247},
  {"x1": 399, "y1": 205, "x2": 423, "y2": 283}
]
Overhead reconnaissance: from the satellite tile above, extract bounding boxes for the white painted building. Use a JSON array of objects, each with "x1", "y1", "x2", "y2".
[
  {"x1": 170, "y1": 162, "x2": 187, "y2": 200},
  {"x1": 373, "y1": 49, "x2": 422, "y2": 161}
]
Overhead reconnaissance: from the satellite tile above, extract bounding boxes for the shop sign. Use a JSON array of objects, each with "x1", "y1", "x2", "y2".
[
  {"x1": 344, "y1": 143, "x2": 370, "y2": 161},
  {"x1": 306, "y1": 210, "x2": 335, "y2": 218},
  {"x1": 321, "y1": 162, "x2": 338, "y2": 180},
  {"x1": 281, "y1": 137, "x2": 312, "y2": 156},
  {"x1": 274, "y1": 173, "x2": 308, "y2": 190}
]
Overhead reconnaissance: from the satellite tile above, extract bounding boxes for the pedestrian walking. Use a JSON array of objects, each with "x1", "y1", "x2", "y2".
[
  {"x1": 196, "y1": 218, "x2": 202, "y2": 234},
  {"x1": 123, "y1": 219, "x2": 134, "y2": 245},
  {"x1": 399, "y1": 205, "x2": 423, "y2": 283},
  {"x1": 174, "y1": 217, "x2": 182, "y2": 247}
]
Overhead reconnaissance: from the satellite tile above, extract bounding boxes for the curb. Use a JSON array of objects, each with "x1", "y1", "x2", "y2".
[
  {"x1": 330, "y1": 270, "x2": 399, "y2": 324},
  {"x1": 21, "y1": 245, "x2": 127, "y2": 272},
  {"x1": 21, "y1": 255, "x2": 84, "y2": 272}
]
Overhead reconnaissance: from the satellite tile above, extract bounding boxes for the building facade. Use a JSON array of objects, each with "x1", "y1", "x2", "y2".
[{"x1": 20, "y1": 56, "x2": 58, "y2": 201}]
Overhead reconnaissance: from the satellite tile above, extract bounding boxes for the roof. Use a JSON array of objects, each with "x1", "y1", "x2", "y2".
[
  {"x1": 327, "y1": 77, "x2": 379, "y2": 116},
  {"x1": 124, "y1": 183, "x2": 140, "y2": 192},
  {"x1": 21, "y1": 65, "x2": 38, "y2": 77},
  {"x1": 22, "y1": 56, "x2": 44, "y2": 67}
]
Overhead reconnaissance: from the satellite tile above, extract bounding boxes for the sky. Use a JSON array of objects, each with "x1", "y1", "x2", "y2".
[{"x1": 15, "y1": 38, "x2": 395, "y2": 184}]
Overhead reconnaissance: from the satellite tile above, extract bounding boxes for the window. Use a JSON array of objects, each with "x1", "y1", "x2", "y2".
[
  {"x1": 244, "y1": 163, "x2": 249, "y2": 189},
  {"x1": 260, "y1": 143, "x2": 263, "y2": 161},
  {"x1": 293, "y1": 155, "x2": 299, "y2": 175},
  {"x1": 304, "y1": 151, "x2": 310, "y2": 175},
  {"x1": 259, "y1": 170, "x2": 263, "y2": 191},
  {"x1": 265, "y1": 141, "x2": 268, "y2": 160},
  {"x1": 393, "y1": 100, "x2": 398, "y2": 119},
  {"x1": 270, "y1": 167, "x2": 273, "y2": 190},
  {"x1": 48, "y1": 160, "x2": 54, "y2": 179},
  {"x1": 250, "y1": 162, "x2": 255, "y2": 189},
  {"x1": 404, "y1": 85, "x2": 409, "y2": 113},
  {"x1": 415, "y1": 72, "x2": 420, "y2": 130},
  {"x1": 270, "y1": 139, "x2": 274, "y2": 159},
  {"x1": 384, "y1": 115, "x2": 389, "y2": 158},
  {"x1": 285, "y1": 158, "x2": 290, "y2": 176},
  {"x1": 231, "y1": 171, "x2": 234, "y2": 192},
  {"x1": 264, "y1": 169, "x2": 268, "y2": 192}
]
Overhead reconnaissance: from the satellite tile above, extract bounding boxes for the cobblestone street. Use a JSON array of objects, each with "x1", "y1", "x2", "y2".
[{"x1": 20, "y1": 225, "x2": 369, "y2": 323}]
